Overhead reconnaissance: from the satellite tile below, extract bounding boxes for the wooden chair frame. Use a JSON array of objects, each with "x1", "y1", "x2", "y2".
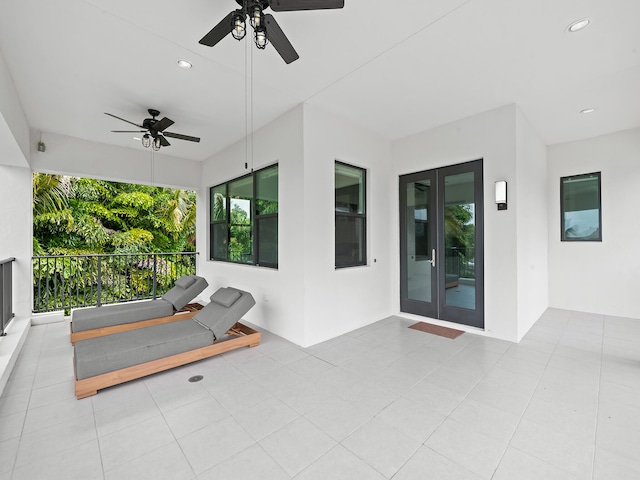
[{"x1": 74, "y1": 322, "x2": 260, "y2": 399}]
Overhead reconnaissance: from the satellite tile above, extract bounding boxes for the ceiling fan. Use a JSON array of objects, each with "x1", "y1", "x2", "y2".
[
  {"x1": 105, "y1": 109, "x2": 201, "y2": 150},
  {"x1": 199, "y1": 0, "x2": 345, "y2": 64}
]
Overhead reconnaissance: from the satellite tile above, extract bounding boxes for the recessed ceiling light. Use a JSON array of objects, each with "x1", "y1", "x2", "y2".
[
  {"x1": 177, "y1": 59, "x2": 193, "y2": 69},
  {"x1": 580, "y1": 108, "x2": 596, "y2": 114},
  {"x1": 567, "y1": 18, "x2": 591, "y2": 33}
]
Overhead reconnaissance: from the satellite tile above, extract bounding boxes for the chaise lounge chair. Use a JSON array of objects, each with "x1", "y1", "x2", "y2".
[
  {"x1": 70, "y1": 274, "x2": 208, "y2": 343},
  {"x1": 73, "y1": 286, "x2": 258, "y2": 399}
]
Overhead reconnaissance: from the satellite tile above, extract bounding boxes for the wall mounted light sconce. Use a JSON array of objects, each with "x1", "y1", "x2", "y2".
[{"x1": 495, "y1": 181, "x2": 507, "y2": 210}]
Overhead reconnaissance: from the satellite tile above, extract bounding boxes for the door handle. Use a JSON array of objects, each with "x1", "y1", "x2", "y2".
[{"x1": 429, "y1": 248, "x2": 436, "y2": 268}]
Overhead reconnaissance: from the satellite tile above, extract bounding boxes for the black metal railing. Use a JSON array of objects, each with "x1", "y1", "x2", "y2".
[
  {"x1": 445, "y1": 247, "x2": 475, "y2": 279},
  {"x1": 1, "y1": 257, "x2": 16, "y2": 336},
  {"x1": 32, "y1": 252, "x2": 197, "y2": 313}
]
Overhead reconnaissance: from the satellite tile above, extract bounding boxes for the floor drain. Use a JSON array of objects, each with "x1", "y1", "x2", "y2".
[{"x1": 188, "y1": 375, "x2": 204, "y2": 383}]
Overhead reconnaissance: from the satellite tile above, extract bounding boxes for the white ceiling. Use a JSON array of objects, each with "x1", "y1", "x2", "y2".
[{"x1": 0, "y1": 0, "x2": 638, "y2": 162}]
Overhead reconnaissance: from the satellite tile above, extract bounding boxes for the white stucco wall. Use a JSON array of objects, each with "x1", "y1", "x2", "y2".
[
  {"x1": 0, "y1": 164, "x2": 34, "y2": 396},
  {"x1": 31, "y1": 132, "x2": 201, "y2": 190},
  {"x1": 515, "y1": 108, "x2": 549, "y2": 340},
  {"x1": 302, "y1": 104, "x2": 394, "y2": 346},
  {"x1": 0, "y1": 50, "x2": 30, "y2": 165},
  {"x1": 392, "y1": 105, "x2": 522, "y2": 341},
  {"x1": 198, "y1": 104, "x2": 394, "y2": 347},
  {"x1": 198, "y1": 105, "x2": 307, "y2": 345},
  {"x1": 548, "y1": 128, "x2": 640, "y2": 319},
  {"x1": 0, "y1": 165, "x2": 33, "y2": 319},
  {"x1": 0, "y1": 49, "x2": 32, "y2": 396}
]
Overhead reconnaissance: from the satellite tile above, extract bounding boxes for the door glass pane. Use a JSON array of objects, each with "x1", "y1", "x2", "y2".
[
  {"x1": 444, "y1": 172, "x2": 476, "y2": 310},
  {"x1": 406, "y1": 181, "x2": 431, "y2": 303}
]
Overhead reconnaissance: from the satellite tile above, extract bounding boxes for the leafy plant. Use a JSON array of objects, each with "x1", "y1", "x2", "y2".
[
  {"x1": 33, "y1": 174, "x2": 196, "y2": 254},
  {"x1": 32, "y1": 174, "x2": 198, "y2": 312}
]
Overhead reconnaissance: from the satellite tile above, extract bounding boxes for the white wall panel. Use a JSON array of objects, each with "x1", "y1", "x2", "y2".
[
  {"x1": 392, "y1": 105, "x2": 521, "y2": 341},
  {"x1": 548, "y1": 128, "x2": 640, "y2": 318}
]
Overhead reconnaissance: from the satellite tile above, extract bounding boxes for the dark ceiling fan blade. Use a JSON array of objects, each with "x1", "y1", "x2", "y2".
[
  {"x1": 199, "y1": 11, "x2": 235, "y2": 47},
  {"x1": 104, "y1": 112, "x2": 143, "y2": 128},
  {"x1": 163, "y1": 131, "x2": 201, "y2": 143},
  {"x1": 269, "y1": 0, "x2": 344, "y2": 12},
  {"x1": 111, "y1": 130, "x2": 147, "y2": 133},
  {"x1": 264, "y1": 14, "x2": 299, "y2": 64},
  {"x1": 153, "y1": 117, "x2": 175, "y2": 132},
  {"x1": 158, "y1": 135, "x2": 171, "y2": 147}
]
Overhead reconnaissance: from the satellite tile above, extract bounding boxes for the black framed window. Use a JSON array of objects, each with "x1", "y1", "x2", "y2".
[
  {"x1": 335, "y1": 161, "x2": 366, "y2": 268},
  {"x1": 210, "y1": 164, "x2": 278, "y2": 268},
  {"x1": 255, "y1": 166, "x2": 278, "y2": 266},
  {"x1": 560, "y1": 171, "x2": 602, "y2": 241}
]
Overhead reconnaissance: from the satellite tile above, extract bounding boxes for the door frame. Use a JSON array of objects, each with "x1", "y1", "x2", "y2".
[{"x1": 399, "y1": 159, "x2": 485, "y2": 329}]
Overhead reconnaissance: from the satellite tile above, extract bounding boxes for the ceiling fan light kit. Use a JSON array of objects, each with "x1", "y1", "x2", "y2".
[
  {"x1": 249, "y1": 4, "x2": 264, "y2": 28},
  {"x1": 232, "y1": 10, "x2": 247, "y2": 40},
  {"x1": 254, "y1": 25, "x2": 268, "y2": 49},
  {"x1": 199, "y1": 0, "x2": 345, "y2": 64},
  {"x1": 234, "y1": 2, "x2": 268, "y2": 50}
]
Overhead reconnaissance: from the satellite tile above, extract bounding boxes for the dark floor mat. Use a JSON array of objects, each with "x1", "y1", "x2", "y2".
[{"x1": 408, "y1": 321, "x2": 464, "y2": 339}]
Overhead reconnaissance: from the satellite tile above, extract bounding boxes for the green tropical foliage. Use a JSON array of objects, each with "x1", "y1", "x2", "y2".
[
  {"x1": 229, "y1": 202, "x2": 252, "y2": 262},
  {"x1": 32, "y1": 173, "x2": 198, "y2": 312},
  {"x1": 444, "y1": 205, "x2": 474, "y2": 250},
  {"x1": 33, "y1": 174, "x2": 196, "y2": 255},
  {"x1": 444, "y1": 204, "x2": 475, "y2": 279},
  {"x1": 32, "y1": 172, "x2": 70, "y2": 216}
]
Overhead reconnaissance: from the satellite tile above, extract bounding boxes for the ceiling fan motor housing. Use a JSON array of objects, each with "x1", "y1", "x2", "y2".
[
  {"x1": 143, "y1": 118, "x2": 157, "y2": 131},
  {"x1": 236, "y1": 0, "x2": 269, "y2": 9},
  {"x1": 143, "y1": 109, "x2": 161, "y2": 130}
]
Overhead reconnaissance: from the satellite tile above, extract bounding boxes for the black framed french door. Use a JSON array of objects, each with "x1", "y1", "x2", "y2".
[{"x1": 400, "y1": 159, "x2": 484, "y2": 329}]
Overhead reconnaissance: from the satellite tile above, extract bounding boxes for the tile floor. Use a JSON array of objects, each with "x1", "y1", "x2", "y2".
[{"x1": 1, "y1": 308, "x2": 639, "y2": 479}]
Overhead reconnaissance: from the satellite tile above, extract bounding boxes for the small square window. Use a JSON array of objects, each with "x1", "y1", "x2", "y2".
[{"x1": 560, "y1": 172, "x2": 601, "y2": 241}]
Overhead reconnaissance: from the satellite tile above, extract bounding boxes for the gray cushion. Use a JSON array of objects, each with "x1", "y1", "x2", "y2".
[
  {"x1": 71, "y1": 298, "x2": 174, "y2": 333},
  {"x1": 74, "y1": 320, "x2": 214, "y2": 380},
  {"x1": 175, "y1": 275, "x2": 196, "y2": 289},
  {"x1": 162, "y1": 275, "x2": 208, "y2": 311},
  {"x1": 210, "y1": 287, "x2": 241, "y2": 308},
  {"x1": 194, "y1": 287, "x2": 255, "y2": 340}
]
